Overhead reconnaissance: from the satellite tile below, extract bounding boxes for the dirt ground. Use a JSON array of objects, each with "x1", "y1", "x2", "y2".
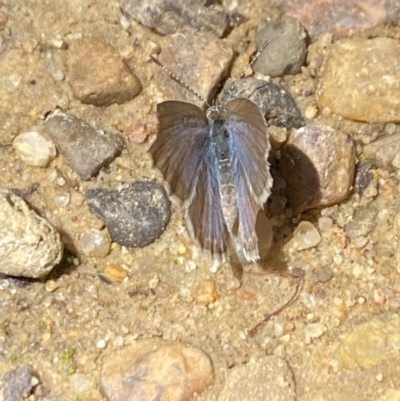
[{"x1": 1, "y1": 1, "x2": 400, "y2": 400}]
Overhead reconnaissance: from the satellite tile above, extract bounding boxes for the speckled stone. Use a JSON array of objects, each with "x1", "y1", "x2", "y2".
[
  {"x1": 280, "y1": 125, "x2": 355, "y2": 212},
  {"x1": 100, "y1": 339, "x2": 214, "y2": 401},
  {"x1": 253, "y1": 17, "x2": 307, "y2": 77},
  {"x1": 0, "y1": 190, "x2": 63, "y2": 278},
  {"x1": 217, "y1": 356, "x2": 296, "y2": 401},
  {"x1": 2, "y1": 366, "x2": 33, "y2": 401},
  {"x1": 119, "y1": 0, "x2": 228, "y2": 38},
  {"x1": 363, "y1": 133, "x2": 400, "y2": 170},
  {"x1": 67, "y1": 36, "x2": 141, "y2": 106},
  {"x1": 44, "y1": 110, "x2": 124, "y2": 180},
  {"x1": 155, "y1": 31, "x2": 233, "y2": 106},
  {"x1": 316, "y1": 38, "x2": 400, "y2": 123},
  {"x1": 85, "y1": 181, "x2": 170, "y2": 248}
]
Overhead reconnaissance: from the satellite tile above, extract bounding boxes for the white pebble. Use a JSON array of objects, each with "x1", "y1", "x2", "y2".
[
  {"x1": 96, "y1": 339, "x2": 106, "y2": 349},
  {"x1": 13, "y1": 131, "x2": 56, "y2": 167},
  {"x1": 293, "y1": 221, "x2": 321, "y2": 250},
  {"x1": 70, "y1": 373, "x2": 93, "y2": 394},
  {"x1": 318, "y1": 216, "x2": 333, "y2": 231},
  {"x1": 304, "y1": 323, "x2": 326, "y2": 343},
  {"x1": 304, "y1": 105, "x2": 318, "y2": 119},
  {"x1": 52, "y1": 70, "x2": 65, "y2": 81},
  {"x1": 185, "y1": 260, "x2": 197, "y2": 273},
  {"x1": 79, "y1": 229, "x2": 111, "y2": 257},
  {"x1": 54, "y1": 193, "x2": 70, "y2": 207}
]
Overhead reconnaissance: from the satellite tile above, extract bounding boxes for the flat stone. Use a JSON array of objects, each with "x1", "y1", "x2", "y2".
[
  {"x1": 338, "y1": 312, "x2": 400, "y2": 369},
  {"x1": 44, "y1": 110, "x2": 124, "y2": 180},
  {"x1": 363, "y1": 133, "x2": 400, "y2": 170},
  {"x1": 316, "y1": 38, "x2": 400, "y2": 123},
  {"x1": 253, "y1": 17, "x2": 307, "y2": 77},
  {"x1": 217, "y1": 356, "x2": 296, "y2": 401},
  {"x1": 280, "y1": 125, "x2": 355, "y2": 212},
  {"x1": 119, "y1": 0, "x2": 228, "y2": 38},
  {"x1": 271, "y1": 0, "x2": 390, "y2": 39},
  {"x1": 2, "y1": 366, "x2": 33, "y2": 401},
  {"x1": 67, "y1": 36, "x2": 141, "y2": 106},
  {"x1": 100, "y1": 339, "x2": 213, "y2": 401},
  {"x1": 85, "y1": 181, "x2": 170, "y2": 248},
  {"x1": 0, "y1": 190, "x2": 63, "y2": 278},
  {"x1": 155, "y1": 31, "x2": 233, "y2": 106},
  {"x1": 221, "y1": 77, "x2": 304, "y2": 129}
]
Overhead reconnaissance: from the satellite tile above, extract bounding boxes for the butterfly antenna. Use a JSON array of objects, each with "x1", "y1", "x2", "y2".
[
  {"x1": 238, "y1": 40, "x2": 270, "y2": 80},
  {"x1": 150, "y1": 55, "x2": 211, "y2": 108}
]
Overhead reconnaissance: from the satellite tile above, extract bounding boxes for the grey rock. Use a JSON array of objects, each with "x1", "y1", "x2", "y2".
[
  {"x1": 221, "y1": 77, "x2": 304, "y2": 130},
  {"x1": 253, "y1": 17, "x2": 307, "y2": 77},
  {"x1": 364, "y1": 133, "x2": 400, "y2": 170},
  {"x1": 280, "y1": 125, "x2": 355, "y2": 213},
  {"x1": 217, "y1": 356, "x2": 296, "y2": 401},
  {"x1": 67, "y1": 36, "x2": 141, "y2": 106},
  {"x1": 0, "y1": 190, "x2": 63, "y2": 278},
  {"x1": 100, "y1": 339, "x2": 213, "y2": 401},
  {"x1": 3, "y1": 366, "x2": 33, "y2": 401},
  {"x1": 345, "y1": 205, "x2": 378, "y2": 240},
  {"x1": 119, "y1": 0, "x2": 228, "y2": 38},
  {"x1": 44, "y1": 110, "x2": 124, "y2": 180},
  {"x1": 155, "y1": 31, "x2": 233, "y2": 106},
  {"x1": 85, "y1": 181, "x2": 170, "y2": 248}
]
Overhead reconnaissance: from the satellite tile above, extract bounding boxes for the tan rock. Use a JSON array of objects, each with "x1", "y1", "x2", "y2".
[{"x1": 317, "y1": 38, "x2": 400, "y2": 123}]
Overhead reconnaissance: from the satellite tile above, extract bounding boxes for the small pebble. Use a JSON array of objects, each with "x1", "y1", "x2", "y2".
[
  {"x1": 304, "y1": 105, "x2": 318, "y2": 119},
  {"x1": 195, "y1": 280, "x2": 217, "y2": 305},
  {"x1": 304, "y1": 323, "x2": 326, "y2": 343},
  {"x1": 148, "y1": 277, "x2": 159, "y2": 289},
  {"x1": 293, "y1": 221, "x2": 321, "y2": 250},
  {"x1": 185, "y1": 260, "x2": 197, "y2": 273},
  {"x1": 96, "y1": 339, "x2": 107, "y2": 349},
  {"x1": 100, "y1": 265, "x2": 128, "y2": 284},
  {"x1": 79, "y1": 229, "x2": 111, "y2": 257},
  {"x1": 352, "y1": 236, "x2": 368, "y2": 249},
  {"x1": 45, "y1": 279, "x2": 59, "y2": 293},
  {"x1": 318, "y1": 216, "x2": 333, "y2": 231},
  {"x1": 69, "y1": 372, "x2": 93, "y2": 394},
  {"x1": 13, "y1": 131, "x2": 56, "y2": 167}
]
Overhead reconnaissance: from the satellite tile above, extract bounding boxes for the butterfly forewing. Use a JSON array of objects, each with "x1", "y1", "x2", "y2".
[
  {"x1": 225, "y1": 98, "x2": 272, "y2": 205},
  {"x1": 150, "y1": 101, "x2": 209, "y2": 203}
]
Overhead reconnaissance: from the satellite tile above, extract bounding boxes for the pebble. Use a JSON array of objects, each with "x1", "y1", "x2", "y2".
[
  {"x1": 317, "y1": 38, "x2": 400, "y2": 123},
  {"x1": 99, "y1": 264, "x2": 128, "y2": 284},
  {"x1": 304, "y1": 323, "x2": 326, "y2": 343},
  {"x1": 13, "y1": 131, "x2": 56, "y2": 167},
  {"x1": 194, "y1": 280, "x2": 217, "y2": 305},
  {"x1": 318, "y1": 216, "x2": 333, "y2": 231},
  {"x1": 363, "y1": 133, "x2": 400, "y2": 171},
  {"x1": 217, "y1": 356, "x2": 296, "y2": 401},
  {"x1": 69, "y1": 372, "x2": 93, "y2": 394},
  {"x1": 85, "y1": 181, "x2": 170, "y2": 248},
  {"x1": 119, "y1": 0, "x2": 228, "y2": 37},
  {"x1": 78, "y1": 228, "x2": 111, "y2": 257},
  {"x1": 155, "y1": 31, "x2": 233, "y2": 106},
  {"x1": 280, "y1": 125, "x2": 355, "y2": 212},
  {"x1": 293, "y1": 221, "x2": 321, "y2": 250},
  {"x1": 253, "y1": 17, "x2": 307, "y2": 77},
  {"x1": 277, "y1": 0, "x2": 389, "y2": 38},
  {"x1": 221, "y1": 77, "x2": 304, "y2": 130},
  {"x1": 45, "y1": 110, "x2": 124, "y2": 180},
  {"x1": 45, "y1": 279, "x2": 59, "y2": 292},
  {"x1": 2, "y1": 366, "x2": 33, "y2": 401},
  {"x1": 0, "y1": 190, "x2": 63, "y2": 278},
  {"x1": 67, "y1": 36, "x2": 141, "y2": 106},
  {"x1": 100, "y1": 339, "x2": 213, "y2": 401}
]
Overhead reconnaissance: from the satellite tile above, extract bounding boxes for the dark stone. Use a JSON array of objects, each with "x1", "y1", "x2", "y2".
[
  {"x1": 45, "y1": 110, "x2": 124, "y2": 180},
  {"x1": 119, "y1": 0, "x2": 228, "y2": 38},
  {"x1": 85, "y1": 181, "x2": 170, "y2": 248},
  {"x1": 221, "y1": 77, "x2": 304, "y2": 130},
  {"x1": 253, "y1": 17, "x2": 307, "y2": 77},
  {"x1": 3, "y1": 366, "x2": 33, "y2": 401}
]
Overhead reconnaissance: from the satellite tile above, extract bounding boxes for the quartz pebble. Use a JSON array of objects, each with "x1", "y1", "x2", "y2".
[
  {"x1": 13, "y1": 131, "x2": 56, "y2": 167},
  {"x1": 79, "y1": 228, "x2": 111, "y2": 257},
  {"x1": 293, "y1": 221, "x2": 321, "y2": 250}
]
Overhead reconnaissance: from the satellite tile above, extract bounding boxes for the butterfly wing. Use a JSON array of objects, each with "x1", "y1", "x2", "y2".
[
  {"x1": 225, "y1": 98, "x2": 272, "y2": 260},
  {"x1": 150, "y1": 100, "x2": 229, "y2": 259}
]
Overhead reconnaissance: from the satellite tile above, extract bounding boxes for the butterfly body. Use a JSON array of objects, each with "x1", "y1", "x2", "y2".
[{"x1": 150, "y1": 98, "x2": 272, "y2": 262}]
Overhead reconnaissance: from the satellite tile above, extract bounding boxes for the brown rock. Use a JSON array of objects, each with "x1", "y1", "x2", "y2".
[
  {"x1": 100, "y1": 339, "x2": 213, "y2": 401},
  {"x1": 280, "y1": 125, "x2": 355, "y2": 212},
  {"x1": 217, "y1": 356, "x2": 296, "y2": 401},
  {"x1": 155, "y1": 31, "x2": 233, "y2": 106},
  {"x1": 316, "y1": 38, "x2": 400, "y2": 123},
  {"x1": 67, "y1": 36, "x2": 141, "y2": 106}
]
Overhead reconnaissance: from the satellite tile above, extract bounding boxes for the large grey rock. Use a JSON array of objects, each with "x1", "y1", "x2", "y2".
[{"x1": 0, "y1": 190, "x2": 63, "y2": 278}]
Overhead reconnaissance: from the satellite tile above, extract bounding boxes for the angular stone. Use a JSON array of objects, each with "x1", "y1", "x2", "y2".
[
  {"x1": 0, "y1": 190, "x2": 63, "y2": 278},
  {"x1": 85, "y1": 181, "x2": 170, "y2": 248},
  {"x1": 100, "y1": 339, "x2": 213, "y2": 401},
  {"x1": 363, "y1": 133, "x2": 400, "y2": 170},
  {"x1": 221, "y1": 77, "x2": 304, "y2": 130},
  {"x1": 119, "y1": 0, "x2": 228, "y2": 38},
  {"x1": 67, "y1": 36, "x2": 141, "y2": 106},
  {"x1": 217, "y1": 356, "x2": 296, "y2": 401},
  {"x1": 2, "y1": 366, "x2": 33, "y2": 401},
  {"x1": 253, "y1": 17, "x2": 307, "y2": 77},
  {"x1": 280, "y1": 125, "x2": 355, "y2": 212},
  {"x1": 338, "y1": 313, "x2": 400, "y2": 369},
  {"x1": 45, "y1": 110, "x2": 124, "y2": 180},
  {"x1": 316, "y1": 38, "x2": 400, "y2": 123},
  {"x1": 155, "y1": 31, "x2": 233, "y2": 106}
]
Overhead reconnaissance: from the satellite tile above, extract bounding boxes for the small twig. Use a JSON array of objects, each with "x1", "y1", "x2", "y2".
[{"x1": 248, "y1": 276, "x2": 303, "y2": 336}]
